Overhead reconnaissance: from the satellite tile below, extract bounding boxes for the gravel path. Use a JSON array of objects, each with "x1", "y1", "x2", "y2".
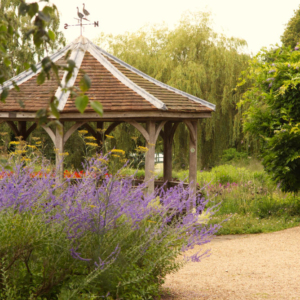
[{"x1": 162, "y1": 226, "x2": 300, "y2": 300}]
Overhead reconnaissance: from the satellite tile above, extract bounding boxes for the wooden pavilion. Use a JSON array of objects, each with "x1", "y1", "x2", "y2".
[{"x1": 0, "y1": 36, "x2": 215, "y2": 192}]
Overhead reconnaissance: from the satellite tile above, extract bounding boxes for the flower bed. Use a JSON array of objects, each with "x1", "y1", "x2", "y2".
[{"x1": 0, "y1": 156, "x2": 220, "y2": 299}]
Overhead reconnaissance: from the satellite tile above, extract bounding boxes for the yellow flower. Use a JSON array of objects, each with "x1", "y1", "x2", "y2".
[
  {"x1": 96, "y1": 128, "x2": 106, "y2": 133},
  {"x1": 89, "y1": 205, "x2": 96, "y2": 208},
  {"x1": 86, "y1": 142, "x2": 98, "y2": 147},
  {"x1": 112, "y1": 154, "x2": 120, "y2": 158},
  {"x1": 131, "y1": 136, "x2": 138, "y2": 141},
  {"x1": 35, "y1": 141, "x2": 42, "y2": 145},
  {"x1": 27, "y1": 145, "x2": 37, "y2": 149},
  {"x1": 111, "y1": 149, "x2": 125, "y2": 155},
  {"x1": 78, "y1": 130, "x2": 88, "y2": 135},
  {"x1": 9, "y1": 141, "x2": 20, "y2": 145},
  {"x1": 135, "y1": 146, "x2": 148, "y2": 153},
  {"x1": 15, "y1": 150, "x2": 26, "y2": 154},
  {"x1": 85, "y1": 136, "x2": 97, "y2": 140},
  {"x1": 21, "y1": 157, "x2": 31, "y2": 161},
  {"x1": 105, "y1": 135, "x2": 114, "y2": 139},
  {"x1": 59, "y1": 152, "x2": 69, "y2": 156}
]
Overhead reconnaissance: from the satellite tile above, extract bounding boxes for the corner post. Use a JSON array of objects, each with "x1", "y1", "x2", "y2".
[
  {"x1": 55, "y1": 123, "x2": 64, "y2": 183},
  {"x1": 189, "y1": 120, "x2": 198, "y2": 194},
  {"x1": 18, "y1": 121, "x2": 27, "y2": 140},
  {"x1": 145, "y1": 120, "x2": 156, "y2": 194},
  {"x1": 163, "y1": 122, "x2": 173, "y2": 185}
]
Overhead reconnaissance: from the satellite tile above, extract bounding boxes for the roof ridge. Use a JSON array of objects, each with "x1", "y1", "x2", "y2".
[
  {"x1": 87, "y1": 42, "x2": 167, "y2": 111},
  {"x1": 56, "y1": 40, "x2": 87, "y2": 111},
  {"x1": 93, "y1": 44, "x2": 216, "y2": 111}
]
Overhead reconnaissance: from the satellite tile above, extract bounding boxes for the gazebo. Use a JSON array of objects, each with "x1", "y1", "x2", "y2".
[{"x1": 0, "y1": 36, "x2": 215, "y2": 192}]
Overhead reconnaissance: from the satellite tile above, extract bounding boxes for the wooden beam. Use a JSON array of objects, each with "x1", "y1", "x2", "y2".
[
  {"x1": 184, "y1": 120, "x2": 197, "y2": 143},
  {"x1": 41, "y1": 125, "x2": 56, "y2": 145},
  {"x1": 154, "y1": 121, "x2": 167, "y2": 142},
  {"x1": 104, "y1": 122, "x2": 121, "y2": 137},
  {"x1": 0, "y1": 111, "x2": 212, "y2": 121},
  {"x1": 24, "y1": 123, "x2": 37, "y2": 140},
  {"x1": 127, "y1": 120, "x2": 150, "y2": 142},
  {"x1": 83, "y1": 123, "x2": 97, "y2": 138},
  {"x1": 6, "y1": 121, "x2": 19, "y2": 136},
  {"x1": 64, "y1": 122, "x2": 85, "y2": 144}
]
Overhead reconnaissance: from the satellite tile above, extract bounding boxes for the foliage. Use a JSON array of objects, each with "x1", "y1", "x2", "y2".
[
  {"x1": 281, "y1": 5, "x2": 300, "y2": 48},
  {"x1": 0, "y1": 156, "x2": 219, "y2": 299},
  {"x1": 0, "y1": 0, "x2": 66, "y2": 81},
  {"x1": 238, "y1": 44, "x2": 300, "y2": 193},
  {"x1": 220, "y1": 148, "x2": 248, "y2": 164},
  {"x1": 97, "y1": 11, "x2": 251, "y2": 168}
]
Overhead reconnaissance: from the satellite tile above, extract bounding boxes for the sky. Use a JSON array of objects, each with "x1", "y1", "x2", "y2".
[{"x1": 50, "y1": 0, "x2": 300, "y2": 55}]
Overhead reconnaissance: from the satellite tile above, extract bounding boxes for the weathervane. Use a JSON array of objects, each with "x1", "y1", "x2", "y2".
[{"x1": 64, "y1": 3, "x2": 99, "y2": 35}]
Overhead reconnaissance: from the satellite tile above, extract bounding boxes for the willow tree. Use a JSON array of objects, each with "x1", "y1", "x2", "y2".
[
  {"x1": 281, "y1": 5, "x2": 300, "y2": 49},
  {"x1": 96, "y1": 12, "x2": 250, "y2": 168}
]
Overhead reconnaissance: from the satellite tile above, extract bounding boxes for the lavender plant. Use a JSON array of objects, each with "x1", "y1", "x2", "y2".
[{"x1": 0, "y1": 156, "x2": 219, "y2": 300}]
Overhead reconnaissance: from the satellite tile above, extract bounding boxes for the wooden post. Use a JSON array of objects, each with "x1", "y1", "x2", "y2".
[
  {"x1": 55, "y1": 123, "x2": 64, "y2": 183},
  {"x1": 18, "y1": 121, "x2": 27, "y2": 140},
  {"x1": 188, "y1": 120, "x2": 198, "y2": 194},
  {"x1": 145, "y1": 120, "x2": 156, "y2": 194},
  {"x1": 163, "y1": 122, "x2": 173, "y2": 186}
]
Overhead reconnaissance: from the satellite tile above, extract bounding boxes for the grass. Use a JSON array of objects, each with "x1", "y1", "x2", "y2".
[{"x1": 124, "y1": 158, "x2": 300, "y2": 235}]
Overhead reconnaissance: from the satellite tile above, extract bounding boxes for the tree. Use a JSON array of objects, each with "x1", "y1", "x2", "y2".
[
  {"x1": 238, "y1": 45, "x2": 300, "y2": 193},
  {"x1": 0, "y1": 0, "x2": 66, "y2": 81},
  {"x1": 0, "y1": 0, "x2": 102, "y2": 120},
  {"x1": 98, "y1": 12, "x2": 250, "y2": 168},
  {"x1": 281, "y1": 5, "x2": 300, "y2": 49}
]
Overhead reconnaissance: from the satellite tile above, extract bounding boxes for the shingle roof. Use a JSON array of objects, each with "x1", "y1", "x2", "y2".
[{"x1": 0, "y1": 36, "x2": 215, "y2": 114}]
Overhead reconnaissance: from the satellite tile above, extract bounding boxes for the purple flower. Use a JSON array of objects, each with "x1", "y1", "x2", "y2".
[
  {"x1": 295, "y1": 46, "x2": 299, "y2": 50},
  {"x1": 269, "y1": 82, "x2": 273, "y2": 88},
  {"x1": 266, "y1": 77, "x2": 275, "y2": 82},
  {"x1": 268, "y1": 69, "x2": 276, "y2": 73}
]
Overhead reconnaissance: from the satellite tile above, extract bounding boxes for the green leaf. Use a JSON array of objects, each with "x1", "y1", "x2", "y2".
[
  {"x1": 79, "y1": 74, "x2": 91, "y2": 92},
  {"x1": 12, "y1": 81, "x2": 20, "y2": 92},
  {"x1": 31, "y1": 64, "x2": 37, "y2": 73},
  {"x1": 37, "y1": 71, "x2": 46, "y2": 85},
  {"x1": 75, "y1": 95, "x2": 89, "y2": 113},
  {"x1": 50, "y1": 97, "x2": 60, "y2": 119},
  {"x1": 90, "y1": 101, "x2": 103, "y2": 116},
  {"x1": 3, "y1": 57, "x2": 11, "y2": 67},
  {"x1": 28, "y1": 3, "x2": 39, "y2": 18},
  {"x1": 67, "y1": 59, "x2": 76, "y2": 70},
  {"x1": 0, "y1": 44, "x2": 6, "y2": 54},
  {"x1": 48, "y1": 29, "x2": 55, "y2": 41},
  {"x1": 0, "y1": 25, "x2": 7, "y2": 33},
  {"x1": 8, "y1": 25, "x2": 13, "y2": 35},
  {"x1": 19, "y1": 2, "x2": 29, "y2": 16},
  {"x1": 0, "y1": 88, "x2": 9, "y2": 103}
]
